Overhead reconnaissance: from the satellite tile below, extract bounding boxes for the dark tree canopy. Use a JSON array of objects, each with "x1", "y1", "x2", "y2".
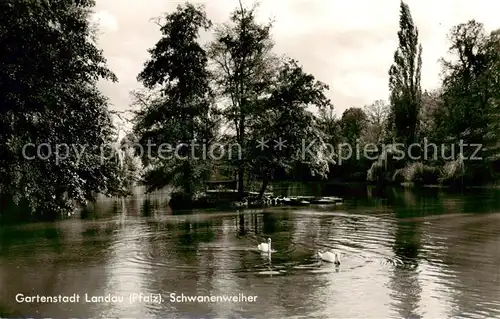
[
  {"x1": 340, "y1": 107, "x2": 367, "y2": 144},
  {"x1": 133, "y1": 3, "x2": 218, "y2": 198},
  {"x1": 0, "y1": 0, "x2": 124, "y2": 220}
]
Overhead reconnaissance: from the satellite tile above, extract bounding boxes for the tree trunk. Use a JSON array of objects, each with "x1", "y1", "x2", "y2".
[
  {"x1": 258, "y1": 177, "x2": 270, "y2": 199},
  {"x1": 183, "y1": 162, "x2": 193, "y2": 201},
  {"x1": 237, "y1": 107, "x2": 245, "y2": 199},
  {"x1": 238, "y1": 212, "x2": 245, "y2": 235},
  {"x1": 237, "y1": 168, "x2": 245, "y2": 199}
]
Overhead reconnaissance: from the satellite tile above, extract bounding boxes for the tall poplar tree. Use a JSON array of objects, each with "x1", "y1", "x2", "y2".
[{"x1": 388, "y1": 1, "x2": 422, "y2": 150}]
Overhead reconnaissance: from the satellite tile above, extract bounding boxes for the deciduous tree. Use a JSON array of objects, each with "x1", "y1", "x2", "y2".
[
  {"x1": 0, "y1": 0, "x2": 124, "y2": 220},
  {"x1": 208, "y1": 1, "x2": 276, "y2": 199},
  {"x1": 133, "y1": 3, "x2": 219, "y2": 201}
]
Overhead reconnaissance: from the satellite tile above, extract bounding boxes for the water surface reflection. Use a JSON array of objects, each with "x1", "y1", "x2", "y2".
[{"x1": 1, "y1": 186, "x2": 499, "y2": 318}]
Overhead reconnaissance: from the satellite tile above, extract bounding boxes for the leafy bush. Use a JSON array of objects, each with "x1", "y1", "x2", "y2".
[
  {"x1": 438, "y1": 157, "x2": 465, "y2": 186},
  {"x1": 398, "y1": 162, "x2": 440, "y2": 185}
]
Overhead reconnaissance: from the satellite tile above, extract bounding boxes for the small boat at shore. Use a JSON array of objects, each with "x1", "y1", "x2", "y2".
[
  {"x1": 289, "y1": 199, "x2": 310, "y2": 206},
  {"x1": 259, "y1": 195, "x2": 342, "y2": 207},
  {"x1": 289, "y1": 196, "x2": 342, "y2": 205},
  {"x1": 309, "y1": 196, "x2": 343, "y2": 204}
]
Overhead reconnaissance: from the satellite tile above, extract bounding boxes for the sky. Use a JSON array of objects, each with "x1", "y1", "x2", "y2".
[{"x1": 90, "y1": 0, "x2": 500, "y2": 122}]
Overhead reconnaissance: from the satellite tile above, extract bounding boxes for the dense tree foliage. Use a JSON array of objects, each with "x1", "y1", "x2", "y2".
[
  {"x1": 133, "y1": 3, "x2": 218, "y2": 202},
  {"x1": 340, "y1": 108, "x2": 367, "y2": 144},
  {"x1": 438, "y1": 21, "x2": 500, "y2": 184},
  {"x1": 208, "y1": 1, "x2": 276, "y2": 198},
  {"x1": 134, "y1": 1, "x2": 333, "y2": 201},
  {"x1": 0, "y1": 0, "x2": 126, "y2": 221},
  {"x1": 248, "y1": 58, "x2": 332, "y2": 196}
]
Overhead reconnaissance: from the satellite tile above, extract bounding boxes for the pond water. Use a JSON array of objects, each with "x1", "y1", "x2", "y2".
[{"x1": 1, "y1": 185, "x2": 500, "y2": 318}]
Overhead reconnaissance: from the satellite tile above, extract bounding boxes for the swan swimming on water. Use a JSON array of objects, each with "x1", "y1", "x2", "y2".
[
  {"x1": 318, "y1": 250, "x2": 341, "y2": 265},
  {"x1": 258, "y1": 238, "x2": 272, "y2": 253}
]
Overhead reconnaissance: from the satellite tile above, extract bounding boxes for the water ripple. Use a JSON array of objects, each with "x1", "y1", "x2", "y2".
[{"x1": 2, "y1": 193, "x2": 500, "y2": 319}]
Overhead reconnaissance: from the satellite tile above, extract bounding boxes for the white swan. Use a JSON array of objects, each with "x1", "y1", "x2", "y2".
[
  {"x1": 318, "y1": 250, "x2": 341, "y2": 265},
  {"x1": 258, "y1": 238, "x2": 272, "y2": 253}
]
